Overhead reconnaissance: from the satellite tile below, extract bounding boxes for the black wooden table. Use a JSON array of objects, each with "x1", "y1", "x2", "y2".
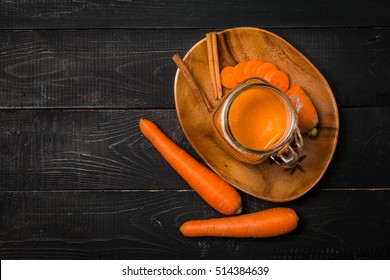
[{"x1": 1, "y1": 1, "x2": 389, "y2": 260}]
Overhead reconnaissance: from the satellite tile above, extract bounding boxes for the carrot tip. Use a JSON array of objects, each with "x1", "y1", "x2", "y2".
[
  {"x1": 235, "y1": 205, "x2": 243, "y2": 214},
  {"x1": 307, "y1": 127, "x2": 318, "y2": 137}
]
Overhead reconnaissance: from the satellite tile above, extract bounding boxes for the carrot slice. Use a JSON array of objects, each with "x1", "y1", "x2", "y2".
[
  {"x1": 233, "y1": 61, "x2": 248, "y2": 83},
  {"x1": 221, "y1": 66, "x2": 238, "y2": 89},
  {"x1": 255, "y1": 62, "x2": 277, "y2": 78},
  {"x1": 243, "y1": 59, "x2": 263, "y2": 79},
  {"x1": 180, "y1": 207, "x2": 299, "y2": 238},
  {"x1": 264, "y1": 69, "x2": 290, "y2": 92},
  {"x1": 286, "y1": 85, "x2": 319, "y2": 133}
]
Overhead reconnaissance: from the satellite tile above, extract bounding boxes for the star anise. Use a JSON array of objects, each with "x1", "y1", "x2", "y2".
[{"x1": 284, "y1": 154, "x2": 307, "y2": 175}]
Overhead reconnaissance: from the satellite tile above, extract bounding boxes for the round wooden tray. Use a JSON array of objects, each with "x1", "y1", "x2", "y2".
[{"x1": 174, "y1": 27, "x2": 339, "y2": 202}]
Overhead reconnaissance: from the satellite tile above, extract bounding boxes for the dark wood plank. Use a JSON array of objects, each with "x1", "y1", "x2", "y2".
[
  {"x1": 0, "y1": 108, "x2": 389, "y2": 191},
  {"x1": 0, "y1": 29, "x2": 183, "y2": 109},
  {"x1": 1, "y1": 28, "x2": 389, "y2": 109},
  {"x1": 0, "y1": 109, "x2": 191, "y2": 191},
  {"x1": 1, "y1": 189, "x2": 389, "y2": 259},
  {"x1": 0, "y1": 0, "x2": 388, "y2": 29},
  {"x1": 319, "y1": 107, "x2": 390, "y2": 188}
]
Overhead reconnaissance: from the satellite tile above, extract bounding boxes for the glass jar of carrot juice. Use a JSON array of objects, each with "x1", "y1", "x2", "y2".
[{"x1": 213, "y1": 78, "x2": 301, "y2": 168}]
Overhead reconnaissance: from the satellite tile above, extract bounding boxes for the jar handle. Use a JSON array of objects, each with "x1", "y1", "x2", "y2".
[{"x1": 270, "y1": 144, "x2": 299, "y2": 168}]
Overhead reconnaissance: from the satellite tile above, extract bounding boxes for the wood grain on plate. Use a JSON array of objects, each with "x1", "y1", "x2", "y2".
[{"x1": 174, "y1": 27, "x2": 339, "y2": 202}]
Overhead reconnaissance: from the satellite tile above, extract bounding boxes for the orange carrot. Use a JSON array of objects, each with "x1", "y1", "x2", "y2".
[
  {"x1": 233, "y1": 61, "x2": 248, "y2": 83},
  {"x1": 286, "y1": 85, "x2": 319, "y2": 134},
  {"x1": 139, "y1": 119, "x2": 242, "y2": 215},
  {"x1": 221, "y1": 66, "x2": 238, "y2": 89},
  {"x1": 243, "y1": 59, "x2": 263, "y2": 79},
  {"x1": 264, "y1": 69, "x2": 290, "y2": 92},
  {"x1": 254, "y1": 62, "x2": 277, "y2": 78},
  {"x1": 180, "y1": 207, "x2": 298, "y2": 238}
]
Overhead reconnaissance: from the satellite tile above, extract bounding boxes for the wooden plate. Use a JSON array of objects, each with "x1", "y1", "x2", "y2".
[{"x1": 174, "y1": 27, "x2": 339, "y2": 202}]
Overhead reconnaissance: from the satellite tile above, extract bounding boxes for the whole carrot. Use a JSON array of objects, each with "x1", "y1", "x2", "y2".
[
  {"x1": 286, "y1": 85, "x2": 319, "y2": 134},
  {"x1": 180, "y1": 207, "x2": 298, "y2": 238},
  {"x1": 139, "y1": 119, "x2": 242, "y2": 215}
]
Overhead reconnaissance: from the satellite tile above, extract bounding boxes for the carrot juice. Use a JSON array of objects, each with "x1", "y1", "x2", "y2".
[
  {"x1": 227, "y1": 87, "x2": 288, "y2": 151},
  {"x1": 212, "y1": 78, "x2": 298, "y2": 166}
]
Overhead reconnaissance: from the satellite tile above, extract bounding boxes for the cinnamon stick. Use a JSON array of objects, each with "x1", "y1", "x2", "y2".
[
  {"x1": 206, "y1": 33, "x2": 218, "y2": 100},
  {"x1": 211, "y1": 32, "x2": 223, "y2": 100},
  {"x1": 172, "y1": 53, "x2": 213, "y2": 114}
]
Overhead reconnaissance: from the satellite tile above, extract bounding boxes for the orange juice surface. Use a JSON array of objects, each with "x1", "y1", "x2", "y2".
[{"x1": 228, "y1": 87, "x2": 287, "y2": 151}]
